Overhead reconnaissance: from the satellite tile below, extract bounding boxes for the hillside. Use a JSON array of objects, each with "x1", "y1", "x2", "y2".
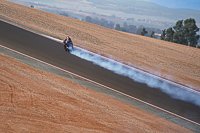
[{"x1": 1, "y1": 0, "x2": 200, "y2": 89}]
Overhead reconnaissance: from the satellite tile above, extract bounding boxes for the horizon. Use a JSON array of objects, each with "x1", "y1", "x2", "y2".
[
  {"x1": 140, "y1": 0, "x2": 200, "y2": 10},
  {"x1": 6, "y1": 0, "x2": 200, "y2": 29}
]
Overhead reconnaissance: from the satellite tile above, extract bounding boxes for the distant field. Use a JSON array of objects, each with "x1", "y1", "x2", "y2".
[{"x1": 9, "y1": 0, "x2": 200, "y2": 29}]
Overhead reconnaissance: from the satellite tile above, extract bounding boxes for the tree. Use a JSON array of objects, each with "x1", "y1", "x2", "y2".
[
  {"x1": 173, "y1": 20, "x2": 185, "y2": 44},
  {"x1": 115, "y1": 24, "x2": 121, "y2": 31},
  {"x1": 128, "y1": 25, "x2": 137, "y2": 33},
  {"x1": 141, "y1": 28, "x2": 148, "y2": 36},
  {"x1": 173, "y1": 20, "x2": 183, "y2": 32},
  {"x1": 85, "y1": 16, "x2": 92, "y2": 23},
  {"x1": 160, "y1": 29, "x2": 166, "y2": 40},
  {"x1": 114, "y1": 24, "x2": 127, "y2": 32},
  {"x1": 123, "y1": 22, "x2": 129, "y2": 32},
  {"x1": 60, "y1": 12, "x2": 69, "y2": 17},
  {"x1": 163, "y1": 18, "x2": 200, "y2": 47},
  {"x1": 182, "y1": 18, "x2": 200, "y2": 47},
  {"x1": 100, "y1": 18, "x2": 108, "y2": 27},
  {"x1": 165, "y1": 27, "x2": 174, "y2": 42},
  {"x1": 108, "y1": 21, "x2": 115, "y2": 29},
  {"x1": 150, "y1": 31, "x2": 155, "y2": 38},
  {"x1": 121, "y1": 27, "x2": 128, "y2": 32}
]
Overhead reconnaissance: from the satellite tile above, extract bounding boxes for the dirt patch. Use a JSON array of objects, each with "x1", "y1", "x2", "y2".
[{"x1": 0, "y1": 0, "x2": 200, "y2": 89}]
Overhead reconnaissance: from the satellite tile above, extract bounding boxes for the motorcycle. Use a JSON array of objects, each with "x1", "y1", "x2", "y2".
[{"x1": 64, "y1": 42, "x2": 74, "y2": 53}]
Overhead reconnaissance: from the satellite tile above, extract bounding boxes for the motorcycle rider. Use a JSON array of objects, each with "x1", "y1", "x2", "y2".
[{"x1": 63, "y1": 36, "x2": 73, "y2": 51}]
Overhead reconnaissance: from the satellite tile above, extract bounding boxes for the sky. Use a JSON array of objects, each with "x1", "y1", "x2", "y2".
[
  {"x1": 10, "y1": 0, "x2": 200, "y2": 10},
  {"x1": 143, "y1": 0, "x2": 200, "y2": 10}
]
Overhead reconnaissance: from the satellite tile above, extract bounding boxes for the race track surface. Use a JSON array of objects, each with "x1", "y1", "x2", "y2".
[{"x1": 0, "y1": 20, "x2": 200, "y2": 124}]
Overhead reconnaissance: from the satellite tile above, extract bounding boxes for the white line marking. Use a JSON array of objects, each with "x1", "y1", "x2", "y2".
[{"x1": 1, "y1": 44, "x2": 200, "y2": 127}]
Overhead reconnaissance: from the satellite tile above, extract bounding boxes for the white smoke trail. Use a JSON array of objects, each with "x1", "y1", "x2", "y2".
[{"x1": 71, "y1": 48, "x2": 200, "y2": 106}]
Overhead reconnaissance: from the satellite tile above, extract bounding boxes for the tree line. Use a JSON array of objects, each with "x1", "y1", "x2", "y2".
[
  {"x1": 84, "y1": 16, "x2": 161, "y2": 38},
  {"x1": 83, "y1": 16, "x2": 200, "y2": 48},
  {"x1": 114, "y1": 22, "x2": 161, "y2": 38},
  {"x1": 84, "y1": 16, "x2": 115, "y2": 29},
  {"x1": 161, "y1": 18, "x2": 200, "y2": 48}
]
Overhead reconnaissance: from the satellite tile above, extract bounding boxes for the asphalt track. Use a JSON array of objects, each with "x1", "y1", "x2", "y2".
[{"x1": 0, "y1": 20, "x2": 200, "y2": 124}]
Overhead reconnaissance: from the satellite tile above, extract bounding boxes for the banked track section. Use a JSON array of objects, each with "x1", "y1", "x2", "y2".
[{"x1": 0, "y1": 20, "x2": 200, "y2": 128}]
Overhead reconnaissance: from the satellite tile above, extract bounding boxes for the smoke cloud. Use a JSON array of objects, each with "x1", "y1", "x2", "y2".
[{"x1": 72, "y1": 48, "x2": 200, "y2": 107}]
